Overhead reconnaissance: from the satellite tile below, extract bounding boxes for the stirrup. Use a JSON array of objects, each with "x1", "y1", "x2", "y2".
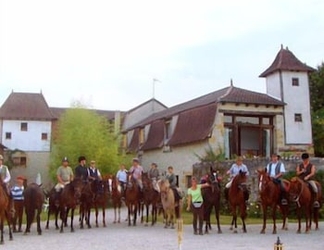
[
  {"x1": 281, "y1": 199, "x2": 288, "y2": 205},
  {"x1": 313, "y1": 201, "x2": 320, "y2": 208}
]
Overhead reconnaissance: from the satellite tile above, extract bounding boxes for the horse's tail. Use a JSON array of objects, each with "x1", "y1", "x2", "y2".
[{"x1": 24, "y1": 185, "x2": 36, "y2": 226}]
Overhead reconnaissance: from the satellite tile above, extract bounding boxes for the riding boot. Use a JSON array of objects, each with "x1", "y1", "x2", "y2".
[{"x1": 312, "y1": 192, "x2": 320, "y2": 208}]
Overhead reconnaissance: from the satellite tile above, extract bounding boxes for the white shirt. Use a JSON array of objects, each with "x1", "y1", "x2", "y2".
[{"x1": 266, "y1": 161, "x2": 285, "y2": 178}]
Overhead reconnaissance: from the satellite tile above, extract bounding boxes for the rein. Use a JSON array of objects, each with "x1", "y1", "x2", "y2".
[{"x1": 292, "y1": 179, "x2": 304, "y2": 208}]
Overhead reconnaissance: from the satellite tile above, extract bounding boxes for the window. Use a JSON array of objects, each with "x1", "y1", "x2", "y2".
[
  {"x1": 165, "y1": 120, "x2": 172, "y2": 140},
  {"x1": 292, "y1": 78, "x2": 299, "y2": 86},
  {"x1": 294, "y1": 113, "x2": 303, "y2": 122},
  {"x1": 5, "y1": 132, "x2": 11, "y2": 139},
  {"x1": 41, "y1": 133, "x2": 48, "y2": 140},
  {"x1": 21, "y1": 122, "x2": 28, "y2": 131},
  {"x1": 186, "y1": 175, "x2": 192, "y2": 188},
  {"x1": 12, "y1": 157, "x2": 27, "y2": 167},
  {"x1": 139, "y1": 128, "x2": 145, "y2": 144}
]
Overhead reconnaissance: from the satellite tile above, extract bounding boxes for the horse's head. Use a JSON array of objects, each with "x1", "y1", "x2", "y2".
[
  {"x1": 289, "y1": 177, "x2": 303, "y2": 200},
  {"x1": 257, "y1": 168, "x2": 272, "y2": 192},
  {"x1": 158, "y1": 178, "x2": 170, "y2": 193},
  {"x1": 71, "y1": 178, "x2": 83, "y2": 200},
  {"x1": 232, "y1": 170, "x2": 248, "y2": 191}
]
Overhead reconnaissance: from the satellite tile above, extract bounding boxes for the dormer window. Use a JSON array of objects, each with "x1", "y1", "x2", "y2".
[
  {"x1": 292, "y1": 78, "x2": 299, "y2": 86},
  {"x1": 165, "y1": 120, "x2": 172, "y2": 140}
]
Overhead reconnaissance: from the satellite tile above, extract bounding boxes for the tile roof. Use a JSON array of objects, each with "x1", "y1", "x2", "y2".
[
  {"x1": 260, "y1": 46, "x2": 315, "y2": 77},
  {"x1": 141, "y1": 120, "x2": 165, "y2": 150},
  {"x1": 168, "y1": 104, "x2": 217, "y2": 146},
  {"x1": 0, "y1": 92, "x2": 55, "y2": 120},
  {"x1": 125, "y1": 86, "x2": 284, "y2": 131}
]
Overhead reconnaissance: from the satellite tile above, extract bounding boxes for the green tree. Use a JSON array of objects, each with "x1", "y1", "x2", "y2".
[
  {"x1": 309, "y1": 62, "x2": 324, "y2": 156},
  {"x1": 49, "y1": 107, "x2": 133, "y2": 180}
]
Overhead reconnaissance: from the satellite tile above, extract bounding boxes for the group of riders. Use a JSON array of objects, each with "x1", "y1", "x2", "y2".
[
  {"x1": 53, "y1": 156, "x2": 182, "y2": 205},
  {"x1": 222, "y1": 152, "x2": 320, "y2": 208}
]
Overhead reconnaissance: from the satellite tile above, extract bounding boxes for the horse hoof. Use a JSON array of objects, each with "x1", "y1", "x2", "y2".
[
  {"x1": 296, "y1": 230, "x2": 301, "y2": 234},
  {"x1": 233, "y1": 230, "x2": 238, "y2": 234},
  {"x1": 218, "y1": 230, "x2": 222, "y2": 234},
  {"x1": 145, "y1": 224, "x2": 148, "y2": 227},
  {"x1": 260, "y1": 230, "x2": 265, "y2": 234},
  {"x1": 71, "y1": 229, "x2": 75, "y2": 233},
  {"x1": 38, "y1": 232, "x2": 42, "y2": 235},
  {"x1": 272, "y1": 231, "x2": 277, "y2": 234},
  {"x1": 113, "y1": 221, "x2": 116, "y2": 224}
]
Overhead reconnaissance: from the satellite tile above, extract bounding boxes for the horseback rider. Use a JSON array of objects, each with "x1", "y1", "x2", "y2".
[
  {"x1": 148, "y1": 162, "x2": 160, "y2": 192},
  {"x1": 54, "y1": 157, "x2": 74, "y2": 205},
  {"x1": 0, "y1": 154, "x2": 14, "y2": 214},
  {"x1": 266, "y1": 153, "x2": 288, "y2": 205},
  {"x1": 88, "y1": 160, "x2": 102, "y2": 201},
  {"x1": 165, "y1": 166, "x2": 182, "y2": 202},
  {"x1": 75, "y1": 156, "x2": 88, "y2": 181},
  {"x1": 224, "y1": 156, "x2": 250, "y2": 205},
  {"x1": 116, "y1": 164, "x2": 128, "y2": 198},
  {"x1": 128, "y1": 158, "x2": 144, "y2": 191},
  {"x1": 296, "y1": 153, "x2": 320, "y2": 208}
]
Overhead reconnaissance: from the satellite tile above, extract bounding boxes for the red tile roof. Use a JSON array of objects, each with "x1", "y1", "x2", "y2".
[
  {"x1": 0, "y1": 92, "x2": 55, "y2": 120},
  {"x1": 168, "y1": 104, "x2": 217, "y2": 146},
  {"x1": 141, "y1": 120, "x2": 165, "y2": 150},
  {"x1": 260, "y1": 46, "x2": 315, "y2": 77}
]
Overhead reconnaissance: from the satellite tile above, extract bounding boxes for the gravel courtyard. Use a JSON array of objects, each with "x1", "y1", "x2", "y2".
[{"x1": 3, "y1": 208, "x2": 323, "y2": 250}]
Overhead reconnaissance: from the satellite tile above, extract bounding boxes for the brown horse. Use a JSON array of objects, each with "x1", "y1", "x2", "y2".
[
  {"x1": 141, "y1": 173, "x2": 160, "y2": 226},
  {"x1": 158, "y1": 178, "x2": 181, "y2": 229},
  {"x1": 79, "y1": 181, "x2": 94, "y2": 229},
  {"x1": 257, "y1": 169, "x2": 290, "y2": 234},
  {"x1": 59, "y1": 178, "x2": 83, "y2": 233},
  {"x1": 202, "y1": 169, "x2": 222, "y2": 234},
  {"x1": 289, "y1": 177, "x2": 322, "y2": 233},
  {"x1": 228, "y1": 170, "x2": 248, "y2": 233},
  {"x1": 45, "y1": 187, "x2": 64, "y2": 230},
  {"x1": 107, "y1": 175, "x2": 123, "y2": 224},
  {"x1": 93, "y1": 179, "x2": 110, "y2": 227},
  {"x1": 23, "y1": 183, "x2": 45, "y2": 235},
  {"x1": 125, "y1": 176, "x2": 140, "y2": 226},
  {"x1": 0, "y1": 178, "x2": 13, "y2": 244}
]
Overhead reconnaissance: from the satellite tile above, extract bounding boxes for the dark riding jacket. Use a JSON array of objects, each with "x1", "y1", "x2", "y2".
[
  {"x1": 75, "y1": 165, "x2": 89, "y2": 180},
  {"x1": 297, "y1": 163, "x2": 314, "y2": 180}
]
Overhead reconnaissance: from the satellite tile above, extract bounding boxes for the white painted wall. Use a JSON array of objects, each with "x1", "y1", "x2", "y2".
[
  {"x1": 282, "y1": 72, "x2": 312, "y2": 144},
  {"x1": 1, "y1": 120, "x2": 51, "y2": 151},
  {"x1": 265, "y1": 71, "x2": 312, "y2": 144}
]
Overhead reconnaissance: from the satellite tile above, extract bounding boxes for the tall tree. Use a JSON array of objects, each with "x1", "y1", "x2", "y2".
[
  {"x1": 309, "y1": 62, "x2": 324, "y2": 156},
  {"x1": 49, "y1": 107, "x2": 133, "y2": 180}
]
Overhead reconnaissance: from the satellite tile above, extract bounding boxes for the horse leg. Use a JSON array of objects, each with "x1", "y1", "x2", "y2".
[
  {"x1": 87, "y1": 207, "x2": 91, "y2": 229},
  {"x1": 296, "y1": 207, "x2": 302, "y2": 233},
  {"x1": 5, "y1": 210, "x2": 13, "y2": 241},
  {"x1": 127, "y1": 205, "x2": 131, "y2": 226},
  {"x1": 37, "y1": 208, "x2": 42, "y2": 235},
  {"x1": 214, "y1": 204, "x2": 222, "y2": 234},
  {"x1": 113, "y1": 205, "x2": 117, "y2": 223},
  {"x1": 70, "y1": 208, "x2": 75, "y2": 232},
  {"x1": 305, "y1": 205, "x2": 311, "y2": 233},
  {"x1": 95, "y1": 206, "x2": 99, "y2": 227},
  {"x1": 240, "y1": 204, "x2": 247, "y2": 233},
  {"x1": 133, "y1": 204, "x2": 137, "y2": 226},
  {"x1": 145, "y1": 204, "x2": 149, "y2": 226},
  {"x1": 271, "y1": 204, "x2": 277, "y2": 234},
  {"x1": 79, "y1": 205, "x2": 84, "y2": 229},
  {"x1": 0, "y1": 217, "x2": 3, "y2": 244},
  {"x1": 117, "y1": 204, "x2": 121, "y2": 223},
  {"x1": 102, "y1": 206, "x2": 106, "y2": 227},
  {"x1": 55, "y1": 209, "x2": 59, "y2": 230}
]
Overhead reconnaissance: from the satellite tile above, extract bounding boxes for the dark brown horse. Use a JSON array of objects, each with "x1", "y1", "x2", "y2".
[
  {"x1": 0, "y1": 178, "x2": 13, "y2": 244},
  {"x1": 202, "y1": 169, "x2": 222, "y2": 234},
  {"x1": 125, "y1": 176, "x2": 140, "y2": 226},
  {"x1": 45, "y1": 187, "x2": 64, "y2": 230},
  {"x1": 257, "y1": 169, "x2": 289, "y2": 234},
  {"x1": 23, "y1": 183, "x2": 45, "y2": 235},
  {"x1": 228, "y1": 170, "x2": 248, "y2": 233},
  {"x1": 141, "y1": 173, "x2": 160, "y2": 226},
  {"x1": 93, "y1": 179, "x2": 110, "y2": 227},
  {"x1": 59, "y1": 178, "x2": 83, "y2": 233},
  {"x1": 107, "y1": 175, "x2": 123, "y2": 224},
  {"x1": 289, "y1": 177, "x2": 322, "y2": 233}
]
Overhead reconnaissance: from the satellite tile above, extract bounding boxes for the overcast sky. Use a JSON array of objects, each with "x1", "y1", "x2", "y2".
[{"x1": 1, "y1": 0, "x2": 324, "y2": 111}]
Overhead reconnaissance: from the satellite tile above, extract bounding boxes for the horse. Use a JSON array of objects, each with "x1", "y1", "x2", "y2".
[
  {"x1": 141, "y1": 173, "x2": 160, "y2": 226},
  {"x1": 158, "y1": 178, "x2": 181, "y2": 229},
  {"x1": 107, "y1": 175, "x2": 123, "y2": 224},
  {"x1": 79, "y1": 181, "x2": 94, "y2": 229},
  {"x1": 125, "y1": 176, "x2": 140, "y2": 226},
  {"x1": 201, "y1": 169, "x2": 222, "y2": 234},
  {"x1": 0, "y1": 178, "x2": 13, "y2": 244},
  {"x1": 289, "y1": 177, "x2": 322, "y2": 233},
  {"x1": 228, "y1": 170, "x2": 248, "y2": 233},
  {"x1": 45, "y1": 187, "x2": 64, "y2": 230},
  {"x1": 23, "y1": 183, "x2": 45, "y2": 235},
  {"x1": 257, "y1": 169, "x2": 290, "y2": 234},
  {"x1": 93, "y1": 179, "x2": 110, "y2": 227},
  {"x1": 59, "y1": 178, "x2": 83, "y2": 233}
]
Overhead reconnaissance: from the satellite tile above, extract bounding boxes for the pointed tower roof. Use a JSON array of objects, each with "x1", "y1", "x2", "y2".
[
  {"x1": 259, "y1": 45, "x2": 315, "y2": 77},
  {"x1": 0, "y1": 92, "x2": 55, "y2": 120}
]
